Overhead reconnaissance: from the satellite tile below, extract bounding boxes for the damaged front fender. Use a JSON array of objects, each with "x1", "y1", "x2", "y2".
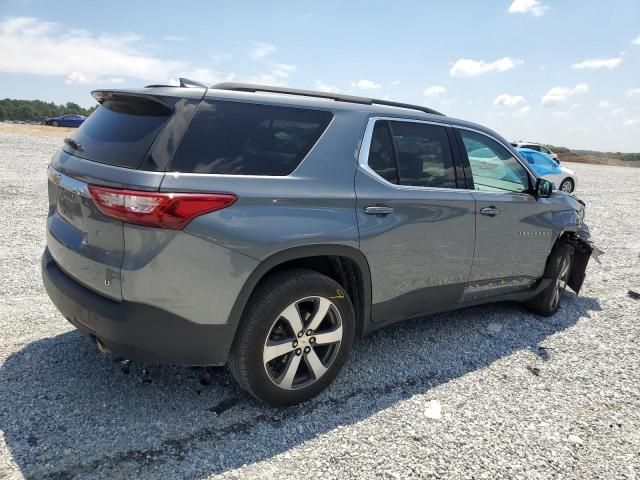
[{"x1": 564, "y1": 229, "x2": 603, "y2": 294}]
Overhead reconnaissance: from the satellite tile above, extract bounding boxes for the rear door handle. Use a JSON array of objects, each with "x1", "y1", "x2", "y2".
[
  {"x1": 480, "y1": 206, "x2": 501, "y2": 217},
  {"x1": 364, "y1": 205, "x2": 394, "y2": 215}
]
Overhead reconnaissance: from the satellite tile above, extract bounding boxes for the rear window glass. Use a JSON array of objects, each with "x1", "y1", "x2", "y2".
[
  {"x1": 169, "y1": 100, "x2": 333, "y2": 175},
  {"x1": 64, "y1": 98, "x2": 170, "y2": 169}
]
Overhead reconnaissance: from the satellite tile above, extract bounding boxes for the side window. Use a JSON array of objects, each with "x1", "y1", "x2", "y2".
[
  {"x1": 459, "y1": 130, "x2": 531, "y2": 194},
  {"x1": 169, "y1": 100, "x2": 333, "y2": 175},
  {"x1": 367, "y1": 121, "x2": 399, "y2": 183},
  {"x1": 388, "y1": 121, "x2": 456, "y2": 188},
  {"x1": 540, "y1": 146, "x2": 550, "y2": 154}
]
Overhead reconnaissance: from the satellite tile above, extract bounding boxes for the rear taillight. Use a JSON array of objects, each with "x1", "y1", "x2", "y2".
[{"x1": 88, "y1": 186, "x2": 236, "y2": 230}]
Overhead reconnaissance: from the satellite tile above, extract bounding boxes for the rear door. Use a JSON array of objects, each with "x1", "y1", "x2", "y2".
[
  {"x1": 46, "y1": 92, "x2": 197, "y2": 299},
  {"x1": 355, "y1": 118, "x2": 475, "y2": 324},
  {"x1": 454, "y1": 128, "x2": 554, "y2": 292}
]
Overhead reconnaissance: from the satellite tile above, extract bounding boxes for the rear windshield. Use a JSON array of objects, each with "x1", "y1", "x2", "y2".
[
  {"x1": 63, "y1": 98, "x2": 170, "y2": 168},
  {"x1": 168, "y1": 100, "x2": 333, "y2": 175}
]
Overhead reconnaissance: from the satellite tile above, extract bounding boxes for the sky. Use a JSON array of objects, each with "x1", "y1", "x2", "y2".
[{"x1": 1, "y1": 0, "x2": 639, "y2": 152}]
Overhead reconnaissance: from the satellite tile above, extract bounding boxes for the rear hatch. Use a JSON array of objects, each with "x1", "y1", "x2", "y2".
[{"x1": 46, "y1": 89, "x2": 202, "y2": 300}]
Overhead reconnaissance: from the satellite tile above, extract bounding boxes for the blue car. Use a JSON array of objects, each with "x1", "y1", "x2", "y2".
[
  {"x1": 44, "y1": 114, "x2": 86, "y2": 128},
  {"x1": 517, "y1": 148, "x2": 577, "y2": 193}
]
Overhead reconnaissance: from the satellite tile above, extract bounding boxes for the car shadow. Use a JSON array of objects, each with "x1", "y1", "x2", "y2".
[{"x1": 0, "y1": 293, "x2": 600, "y2": 479}]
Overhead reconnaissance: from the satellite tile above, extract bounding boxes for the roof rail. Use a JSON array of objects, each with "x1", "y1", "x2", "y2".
[{"x1": 211, "y1": 82, "x2": 443, "y2": 116}]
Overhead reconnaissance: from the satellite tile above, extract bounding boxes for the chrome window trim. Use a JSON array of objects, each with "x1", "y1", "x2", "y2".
[
  {"x1": 356, "y1": 116, "x2": 465, "y2": 193},
  {"x1": 47, "y1": 166, "x2": 91, "y2": 198}
]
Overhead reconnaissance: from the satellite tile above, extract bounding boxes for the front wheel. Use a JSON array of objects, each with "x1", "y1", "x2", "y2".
[
  {"x1": 525, "y1": 243, "x2": 573, "y2": 316},
  {"x1": 560, "y1": 177, "x2": 574, "y2": 193},
  {"x1": 228, "y1": 269, "x2": 355, "y2": 406}
]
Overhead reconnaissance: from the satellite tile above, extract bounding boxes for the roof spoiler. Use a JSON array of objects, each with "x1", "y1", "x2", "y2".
[
  {"x1": 90, "y1": 90, "x2": 174, "y2": 112},
  {"x1": 210, "y1": 82, "x2": 444, "y2": 116}
]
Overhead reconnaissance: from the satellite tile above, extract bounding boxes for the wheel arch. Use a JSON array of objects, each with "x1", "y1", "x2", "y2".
[{"x1": 228, "y1": 245, "x2": 372, "y2": 339}]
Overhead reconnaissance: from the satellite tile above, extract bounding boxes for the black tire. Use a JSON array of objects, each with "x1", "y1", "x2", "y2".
[
  {"x1": 560, "y1": 177, "x2": 574, "y2": 193},
  {"x1": 228, "y1": 268, "x2": 355, "y2": 406},
  {"x1": 52, "y1": 121, "x2": 59, "y2": 127},
  {"x1": 525, "y1": 243, "x2": 574, "y2": 317}
]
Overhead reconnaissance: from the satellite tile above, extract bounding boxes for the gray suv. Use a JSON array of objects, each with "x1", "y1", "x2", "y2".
[{"x1": 42, "y1": 81, "x2": 597, "y2": 406}]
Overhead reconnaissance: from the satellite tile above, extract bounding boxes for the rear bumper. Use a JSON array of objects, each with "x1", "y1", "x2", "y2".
[{"x1": 42, "y1": 248, "x2": 236, "y2": 365}]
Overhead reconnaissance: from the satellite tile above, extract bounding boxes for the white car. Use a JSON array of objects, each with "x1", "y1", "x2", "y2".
[
  {"x1": 517, "y1": 148, "x2": 577, "y2": 193},
  {"x1": 511, "y1": 141, "x2": 559, "y2": 161}
]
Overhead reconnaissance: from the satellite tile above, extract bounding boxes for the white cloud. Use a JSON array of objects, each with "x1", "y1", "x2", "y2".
[
  {"x1": 64, "y1": 71, "x2": 92, "y2": 85},
  {"x1": 390, "y1": 80, "x2": 400, "y2": 85},
  {"x1": 572, "y1": 57, "x2": 622, "y2": 70},
  {"x1": 493, "y1": 94, "x2": 525, "y2": 108},
  {"x1": 350, "y1": 79, "x2": 382, "y2": 90},
  {"x1": 552, "y1": 111, "x2": 570, "y2": 120},
  {"x1": 313, "y1": 80, "x2": 338, "y2": 93},
  {"x1": 423, "y1": 86, "x2": 446, "y2": 97},
  {"x1": 611, "y1": 108, "x2": 624, "y2": 116},
  {"x1": 244, "y1": 63, "x2": 297, "y2": 86},
  {"x1": 631, "y1": 35, "x2": 640, "y2": 46},
  {"x1": 597, "y1": 100, "x2": 611, "y2": 109},
  {"x1": 0, "y1": 16, "x2": 186, "y2": 82},
  {"x1": 541, "y1": 83, "x2": 588, "y2": 107},
  {"x1": 163, "y1": 35, "x2": 188, "y2": 42},
  {"x1": 449, "y1": 57, "x2": 523, "y2": 77},
  {"x1": 250, "y1": 42, "x2": 276, "y2": 59},
  {"x1": 623, "y1": 117, "x2": 640, "y2": 126},
  {"x1": 269, "y1": 63, "x2": 296, "y2": 79},
  {"x1": 508, "y1": 0, "x2": 549, "y2": 16},
  {"x1": 0, "y1": 17, "x2": 299, "y2": 88},
  {"x1": 628, "y1": 88, "x2": 640, "y2": 98},
  {"x1": 513, "y1": 105, "x2": 531, "y2": 117}
]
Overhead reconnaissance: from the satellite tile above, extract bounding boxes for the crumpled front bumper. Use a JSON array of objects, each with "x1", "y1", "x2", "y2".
[{"x1": 565, "y1": 223, "x2": 603, "y2": 294}]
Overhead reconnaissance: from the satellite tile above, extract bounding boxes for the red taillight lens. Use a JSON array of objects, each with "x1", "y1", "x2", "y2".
[{"x1": 88, "y1": 186, "x2": 236, "y2": 230}]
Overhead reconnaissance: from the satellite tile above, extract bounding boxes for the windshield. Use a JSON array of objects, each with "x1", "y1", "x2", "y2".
[{"x1": 519, "y1": 150, "x2": 559, "y2": 171}]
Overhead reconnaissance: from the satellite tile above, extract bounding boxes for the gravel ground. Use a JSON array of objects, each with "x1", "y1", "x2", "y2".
[{"x1": 0, "y1": 127, "x2": 639, "y2": 479}]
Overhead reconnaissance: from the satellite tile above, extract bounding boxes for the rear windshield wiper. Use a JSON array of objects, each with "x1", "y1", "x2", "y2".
[{"x1": 63, "y1": 137, "x2": 84, "y2": 152}]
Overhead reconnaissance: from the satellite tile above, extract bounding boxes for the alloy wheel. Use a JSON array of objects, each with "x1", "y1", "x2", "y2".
[
  {"x1": 263, "y1": 296, "x2": 343, "y2": 390},
  {"x1": 561, "y1": 180, "x2": 573, "y2": 193}
]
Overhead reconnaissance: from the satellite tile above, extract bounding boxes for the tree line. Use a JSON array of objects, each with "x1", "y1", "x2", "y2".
[
  {"x1": 0, "y1": 99, "x2": 98, "y2": 122},
  {"x1": 547, "y1": 144, "x2": 640, "y2": 162}
]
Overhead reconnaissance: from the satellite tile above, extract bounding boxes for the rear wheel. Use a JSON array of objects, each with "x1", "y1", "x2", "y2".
[
  {"x1": 52, "y1": 121, "x2": 59, "y2": 127},
  {"x1": 560, "y1": 177, "x2": 574, "y2": 193},
  {"x1": 228, "y1": 269, "x2": 355, "y2": 406},
  {"x1": 525, "y1": 243, "x2": 573, "y2": 316}
]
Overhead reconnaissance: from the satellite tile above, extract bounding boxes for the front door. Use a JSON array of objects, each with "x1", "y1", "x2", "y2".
[
  {"x1": 355, "y1": 118, "x2": 476, "y2": 324},
  {"x1": 455, "y1": 128, "x2": 555, "y2": 297}
]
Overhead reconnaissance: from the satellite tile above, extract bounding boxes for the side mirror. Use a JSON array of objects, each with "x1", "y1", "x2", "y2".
[{"x1": 536, "y1": 178, "x2": 553, "y2": 198}]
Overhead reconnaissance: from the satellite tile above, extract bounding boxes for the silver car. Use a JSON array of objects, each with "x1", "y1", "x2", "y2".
[{"x1": 42, "y1": 81, "x2": 598, "y2": 405}]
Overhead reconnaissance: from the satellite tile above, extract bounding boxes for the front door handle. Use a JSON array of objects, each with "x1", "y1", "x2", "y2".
[
  {"x1": 365, "y1": 205, "x2": 394, "y2": 215},
  {"x1": 480, "y1": 206, "x2": 501, "y2": 217}
]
